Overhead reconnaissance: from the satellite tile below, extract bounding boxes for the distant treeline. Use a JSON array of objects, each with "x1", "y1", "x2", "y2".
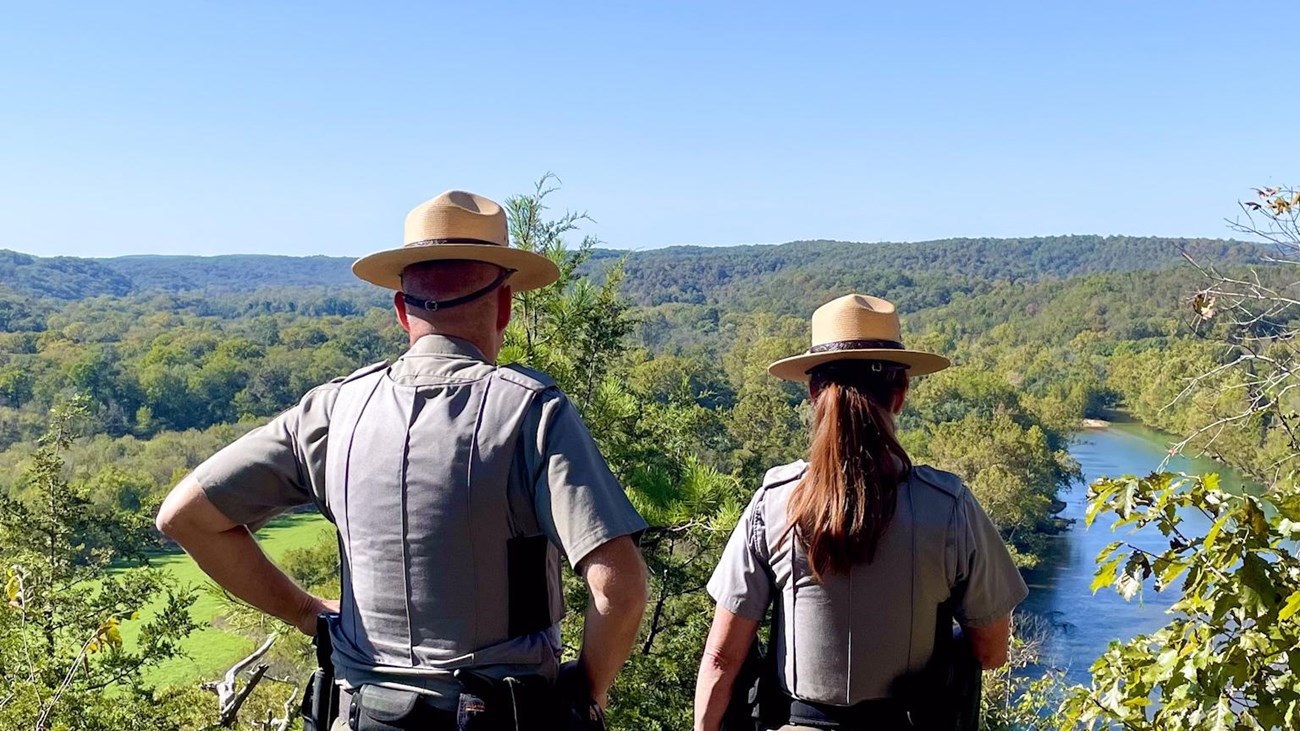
[
  {"x1": 589, "y1": 235, "x2": 1260, "y2": 313},
  {"x1": 0, "y1": 235, "x2": 1258, "y2": 302}
]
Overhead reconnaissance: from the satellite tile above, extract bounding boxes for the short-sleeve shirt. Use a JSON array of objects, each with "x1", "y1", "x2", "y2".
[
  {"x1": 707, "y1": 461, "x2": 1027, "y2": 705},
  {"x1": 192, "y1": 334, "x2": 646, "y2": 568}
]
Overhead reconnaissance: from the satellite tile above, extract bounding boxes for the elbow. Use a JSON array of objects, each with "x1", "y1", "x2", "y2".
[
  {"x1": 589, "y1": 548, "x2": 649, "y2": 618},
  {"x1": 154, "y1": 476, "x2": 239, "y2": 548},
  {"x1": 595, "y1": 584, "x2": 647, "y2": 617},
  {"x1": 699, "y1": 643, "x2": 745, "y2": 677},
  {"x1": 696, "y1": 634, "x2": 748, "y2": 676},
  {"x1": 155, "y1": 478, "x2": 199, "y2": 542},
  {"x1": 155, "y1": 499, "x2": 180, "y2": 539}
]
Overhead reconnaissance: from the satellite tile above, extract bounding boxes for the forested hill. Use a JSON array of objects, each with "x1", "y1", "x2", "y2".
[
  {"x1": 0, "y1": 235, "x2": 1257, "y2": 304},
  {"x1": 0, "y1": 250, "x2": 360, "y2": 299},
  {"x1": 590, "y1": 235, "x2": 1259, "y2": 312}
]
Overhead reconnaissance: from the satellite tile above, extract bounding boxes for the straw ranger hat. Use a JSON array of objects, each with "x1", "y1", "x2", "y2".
[
  {"x1": 352, "y1": 190, "x2": 560, "y2": 292},
  {"x1": 768, "y1": 294, "x2": 951, "y2": 382}
]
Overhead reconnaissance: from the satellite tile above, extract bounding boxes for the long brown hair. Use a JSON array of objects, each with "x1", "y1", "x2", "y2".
[{"x1": 787, "y1": 361, "x2": 911, "y2": 581}]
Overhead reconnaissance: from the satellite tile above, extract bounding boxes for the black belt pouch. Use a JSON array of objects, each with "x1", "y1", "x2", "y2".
[{"x1": 351, "y1": 685, "x2": 445, "y2": 731}]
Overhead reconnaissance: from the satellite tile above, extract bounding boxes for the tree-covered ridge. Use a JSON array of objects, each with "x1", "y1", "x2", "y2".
[
  {"x1": 589, "y1": 235, "x2": 1261, "y2": 311},
  {"x1": 0, "y1": 250, "x2": 364, "y2": 299},
  {"x1": 1, "y1": 234, "x2": 1258, "y2": 302},
  {"x1": 104, "y1": 254, "x2": 365, "y2": 294},
  {"x1": 0, "y1": 250, "x2": 137, "y2": 299}
]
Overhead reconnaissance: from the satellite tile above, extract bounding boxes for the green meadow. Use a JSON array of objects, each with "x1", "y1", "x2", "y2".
[{"x1": 120, "y1": 512, "x2": 332, "y2": 688}]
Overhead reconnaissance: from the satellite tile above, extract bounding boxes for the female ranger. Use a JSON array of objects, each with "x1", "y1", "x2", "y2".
[{"x1": 693, "y1": 294, "x2": 1028, "y2": 731}]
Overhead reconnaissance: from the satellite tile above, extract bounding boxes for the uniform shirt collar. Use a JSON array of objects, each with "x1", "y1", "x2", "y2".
[
  {"x1": 389, "y1": 335, "x2": 496, "y2": 384},
  {"x1": 403, "y1": 334, "x2": 491, "y2": 362}
]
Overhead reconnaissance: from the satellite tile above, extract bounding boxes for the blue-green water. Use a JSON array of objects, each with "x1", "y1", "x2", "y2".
[{"x1": 1020, "y1": 423, "x2": 1236, "y2": 686}]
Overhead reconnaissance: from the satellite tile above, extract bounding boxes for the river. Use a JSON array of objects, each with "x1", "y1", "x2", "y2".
[{"x1": 1019, "y1": 422, "x2": 1236, "y2": 686}]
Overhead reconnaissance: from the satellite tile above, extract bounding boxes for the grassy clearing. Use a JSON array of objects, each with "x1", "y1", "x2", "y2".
[{"x1": 117, "y1": 512, "x2": 332, "y2": 688}]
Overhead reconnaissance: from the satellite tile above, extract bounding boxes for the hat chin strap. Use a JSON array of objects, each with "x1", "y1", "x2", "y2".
[{"x1": 401, "y1": 268, "x2": 516, "y2": 313}]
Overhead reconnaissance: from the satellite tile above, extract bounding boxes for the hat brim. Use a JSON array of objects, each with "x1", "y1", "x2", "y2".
[
  {"x1": 352, "y1": 244, "x2": 561, "y2": 292},
  {"x1": 768, "y1": 349, "x2": 951, "y2": 382}
]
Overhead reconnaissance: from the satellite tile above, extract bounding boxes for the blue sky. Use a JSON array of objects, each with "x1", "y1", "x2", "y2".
[{"x1": 2, "y1": 2, "x2": 1297, "y2": 257}]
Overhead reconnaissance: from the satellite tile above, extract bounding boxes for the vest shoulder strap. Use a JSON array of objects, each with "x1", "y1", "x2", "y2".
[
  {"x1": 761, "y1": 461, "x2": 807, "y2": 490},
  {"x1": 747, "y1": 461, "x2": 806, "y2": 564},
  {"x1": 495, "y1": 363, "x2": 557, "y2": 393},
  {"x1": 908, "y1": 465, "x2": 968, "y2": 501},
  {"x1": 312, "y1": 363, "x2": 390, "y2": 522}
]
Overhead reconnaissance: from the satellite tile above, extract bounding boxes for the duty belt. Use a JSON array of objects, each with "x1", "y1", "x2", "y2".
[{"x1": 780, "y1": 697, "x2": 916, "y2": 730}]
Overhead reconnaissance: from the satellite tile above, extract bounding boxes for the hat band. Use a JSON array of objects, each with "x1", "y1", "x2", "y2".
[
  {"x1": 407, "y1": 237, "x2": 505, "y2": 247},
  {"x1": 808, "y1": 338, "x2": 904, "y2": 354}
]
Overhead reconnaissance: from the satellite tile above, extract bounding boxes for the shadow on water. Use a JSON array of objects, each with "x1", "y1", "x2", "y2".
[{"x1": 1018, "y1": 423, "x2": 1241, "y2": 686}]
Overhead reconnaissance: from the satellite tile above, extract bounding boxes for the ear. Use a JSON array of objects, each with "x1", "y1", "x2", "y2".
[
  {"x1": 496, "y1": 285, "x2": 513, "y2": 332},
  {"x1": 891, "y1": 381, "x2": 909, "y2": 414},
  {"x1": 394, "y1": 291, "x2": 411, "y2": 333}
]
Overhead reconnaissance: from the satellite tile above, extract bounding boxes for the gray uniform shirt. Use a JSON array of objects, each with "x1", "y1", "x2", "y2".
[
  {"x1": 707, "y1": 460, "x2": 1027, "y2": 706},
  {"x1": 192, "y1": 334, "x2": 647, "y2": 707}
]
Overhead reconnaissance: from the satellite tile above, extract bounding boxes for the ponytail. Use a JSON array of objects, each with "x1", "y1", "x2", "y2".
[{"x1": 786, "y1": 362, "x2": 911, "y2": 581}]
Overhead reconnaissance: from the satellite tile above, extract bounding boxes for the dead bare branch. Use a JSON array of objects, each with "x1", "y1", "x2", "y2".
[
  {"x1": 201, "y1": 635, "x2": 277, "y2": 727},
  {"x1": 1167, "y1": 188, "x2": 1300, "y2": 486}
]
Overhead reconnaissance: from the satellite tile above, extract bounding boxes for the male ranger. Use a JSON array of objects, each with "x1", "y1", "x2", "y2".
[{"x1": 157, "y1": 191, "x2": 649, "y2": 730}]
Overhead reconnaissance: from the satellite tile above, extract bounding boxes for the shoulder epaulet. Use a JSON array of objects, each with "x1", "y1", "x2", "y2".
[
  {"x1": 330, "y1": 360, "x2": 389, "y2": 385},
  {"x1": 745, "y1": 461, "x2": 806, "y2": 562},
  {"x1": 909, "y1": 465, "x2": 968, "y2": 500},
  {"x1": 497, "y1": 363, "x2": 557, "y2": 392},
  {"x1": 761, "y1": 460, "x2": 808, "y2": 490}
]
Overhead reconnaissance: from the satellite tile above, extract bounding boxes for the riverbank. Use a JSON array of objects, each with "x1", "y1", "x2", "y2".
[
  {"x1": 1080, "y1": 408, "x2": 1142, "y2": 430},
  {"x1": 1023, "y1": 422, "x2": 1242, "y2": 685}
]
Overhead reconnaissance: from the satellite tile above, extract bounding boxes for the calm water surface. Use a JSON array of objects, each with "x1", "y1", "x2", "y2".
[{"x1": 1020, "y1": 423, "x2": 1238, "y2": 685}]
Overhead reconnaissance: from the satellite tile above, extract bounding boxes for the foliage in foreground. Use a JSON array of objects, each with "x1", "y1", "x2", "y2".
[
  {"x1": 1064, "y1": 471, "x2": 1300, "y2": 729},
  {"x1": 0, "y1": 399, "x2": 205, "y2": 730}
]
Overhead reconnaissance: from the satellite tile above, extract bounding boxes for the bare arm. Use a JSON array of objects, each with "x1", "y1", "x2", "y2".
[
  {"x1": 963, "y1": 613, "x2": 1012, "y2": 669},
  {"x1": 574, "y1": 535, "x2": 648, "y2": 708},
  {"x1": 156, "y1": 476, "x2": 336, "y2": 636},
  {"x1": 693, "y1": 605, "x2": 760, "y2": 731}
]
